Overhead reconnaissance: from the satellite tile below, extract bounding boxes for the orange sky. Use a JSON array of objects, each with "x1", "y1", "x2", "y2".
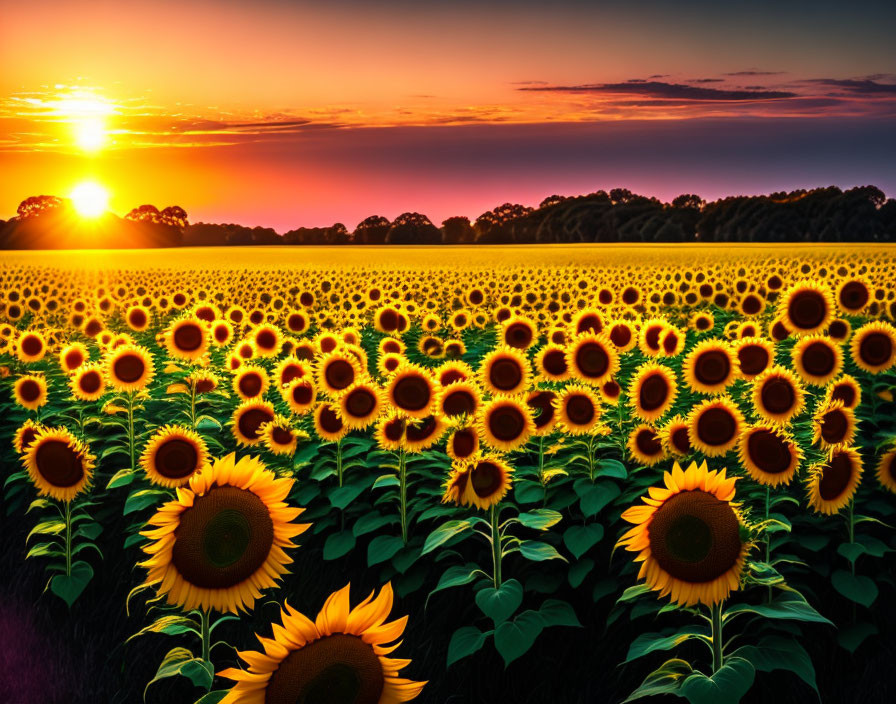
[{"x1": 1, "y1": 0, "x2": 895, "y2": 229}]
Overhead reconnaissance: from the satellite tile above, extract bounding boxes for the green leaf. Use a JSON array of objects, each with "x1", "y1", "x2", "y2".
[
  {"x1": 567, "y1": 558, "x2": 594, "y2": 588},
  {"x1": 494, "y1": 610, "x2": 544, "y2": 666},
  {"x1": 327, "y1": 478, "x2": 373, "y2": 509},
  {"x1": 598, "y1": 459, "x2": 628, "y2": 479},
  {"x1": 538, "y1": 599, "x2": 581, "y2": 628},
  {"x1": 194, "y1": 692, "x2": 229, "y2": 704},
  {"x1": 50, "y1": 560, "x2": 93, "y2": 607},
  {"x1": 518, "y1": 540, "x2": 567, "y2": 562},
  {"x1": 617, "y1": 583, "x2": 652, "y2": 604},
  {"x1": 428, "y1": 564, "x2": 480, "y2": 600},
  {"x1": 421, "y1": 519, "x2": 473, "y2": 555},
  {"x1": 352, "y1": 512, "x2": 398, "y2": 537},
  {"x1": 27, "y1": 520, "x2": 65, "y2": 542},
  {"x1": 323, "y1": 530, "x2": 355, "y2": 560},
  {"x1": 515, "y1": 509, "x2": 563, "y2": 530},
  {"x1": 514, "y1": 480, "x2": 545, "y2": 505},
  {"x1": 724, "y1": 593, "x2": 833, "y2": 625},
  {"x1": 837, "y1": 621, "x2": 877, "y2": 653},
  {"x1": 625, "y1": 626, "x2": 706, "y2": 664},
  {"x1": 145, "y1": 648, "x2": 213, "y2": 696},
  {"x1": 367, "y1": 534, "x2": 405, "y2": 566},
  {"x1": 679, "y1": 657, "x2": 755, "y2": 704},
  {"x1": 574, "y1": 479, "x2": 621, "y2": 518},
  {"x1": 475, "y1": 579, "x2": 523, "y2": 625},
  {"x1": 831, "y1": 570, "x2": 878, "y2": 607},
  {"x1": 27, "y1": 543, "x2": 64, "y2": 559},
  {"x1": 128, "y1": 615, "x2": 200, "y2": 642},
  {"x1": 292, "y1": 443, "x2": 319, "y2": 468},
  {"x1": 623, "y1": 658, "x2": 694, "y2": 703},
  {"x1": 563, "y1": 524, "x2": 604, "y2": 560},
  {"x1": 372, "y1": 474, "x2": 400, "y2": 490},
  {"x1": 106, "y1": 468, "x2": 136, "y2": 489},
  {"x1": 447, "y1": 626, "x2": 491, "y2": 667},
  {"x1": 74, "y1": 522, "x2": 102, "y2": 540},
  {"x1": 731, "y1": 635, "x2": 817, "y2": 695},
  {"x1": 123, "y1": 489, "x2": 168, "y2": 515},
  {"x1": 195, "y1": 416, "x2": 222, "y2": 431}
]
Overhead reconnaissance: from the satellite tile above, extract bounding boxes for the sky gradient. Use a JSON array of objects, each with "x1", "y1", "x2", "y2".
[{"x1": 1, "y1": 0, "x2": 895, "y2": 229}]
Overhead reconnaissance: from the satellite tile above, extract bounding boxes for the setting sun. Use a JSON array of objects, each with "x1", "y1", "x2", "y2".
[{"x1": 69, "y1": 181, "x2": 109, "y2": 218}]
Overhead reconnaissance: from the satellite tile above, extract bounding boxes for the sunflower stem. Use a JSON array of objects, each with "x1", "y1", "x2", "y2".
[
  {"x1": 764, "y1": 485, "x2": 772, "y2": 604},
  {"x1": 127, "y1": 391, "x2": 136, "y2": 472},
  {"x1": 189, "y1": 385, "x2": 197, "y2": 430},
  {"x1": 399, "y1": 449, "x2": 408, "y2": 544},
  {"x1": 64, "y1": 500, "x2": 72, "y2": 578},
  {"x1": 490, "y1": 504, "x2": 502, "y2": 589},
  {"x1": 710, "y1": 601, "x2": 724, "y2": 674},
  {"x1": 200, "y1": 609, "x2": 211, "y2": 666}
]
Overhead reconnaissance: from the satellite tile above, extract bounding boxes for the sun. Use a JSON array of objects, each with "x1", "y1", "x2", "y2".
[
  {"x1": 70, "y1": 182, "x2": 110, "y2": 218},
  {"x1": 75, "y1": 117, "x2": 106, "y2": 151}
]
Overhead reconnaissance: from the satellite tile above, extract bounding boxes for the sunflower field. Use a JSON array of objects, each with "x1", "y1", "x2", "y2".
[{"x1": 1, "y1": 245, "x2": 896, "y2": 704}]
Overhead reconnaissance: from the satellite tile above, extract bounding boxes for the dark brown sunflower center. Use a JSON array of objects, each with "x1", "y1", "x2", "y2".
[
  {"x1": 35, "y1": 439, "x2": 84, "y2": 487},
  {"x1": 256, "y1": 330, "x2": 277, "y2": 350},
  {"x1": 505, "y1": 322, "x2": 533, "y2": 348},
  {"x1": 20, "y1": 427, "x2": 39, "y2": 449},
  {"x1": 383, "y1": 418, "x2": 405, "y2": 442},
  {"x1": 378, "y1": 309, "x2": 399, "y2": 331},
  {"x1": 21, "y1": 335, "x2": 43, "y2": 356},
  {"x1": 19, "y1": 379, "x2": 41, "y2": 402},
  {"x1": 828, "y1": 320, "x2": 848, "y2": 339},
  {"x1": 644, "y1": 326, "x2": 662, "y2": 351},
  {"x1": 113, "y1": 353, "x2": 146, "y2": 383},
  {"x1": 649, "y1": 490, "x2": 742, "y2": 583},
  {"x1": 742, "y1": 295, "x2": 762, "y2": 315},
  {"x1": 747, "y1": 430, "x2": 791, "y2": 474},
  {"x1": 406, "y1": 416, "x2": 438, "y2": 442},
  {"x1": 346, "y1": 388, "x2": 377, "y2": 418},
  {"x1": 325, "y1": 360, "x2": 355, "y2": 391},
  {"x1": 272, "y1": 427, "x2": 294, "y2": 445},
  {"x1": 839, "y1": 281, "x2": 869, "y2": 310},
  {"x1": 818, "y1": 452, "x2": 854, "y2": 501},
  {"x1": 319, "y1": 405, "x2": 344, "y2": 434},
  {"x1": 622, "y1": 287, "x2": 639, "y2": 305},
  {"x1": 542, "y1": 349, "x2": 567, "y2": 376},
  {"x1": 565, "y1": 394, "x2": 595, "y2": 425},
  {"x1": 576, "y1": 314, "x2": 602, "y2": 334},
  {"x1": 65, "y1": 349, "x2": 85, "y2": 369},
  {"x1": 172, "y1": 486, "x2": 274, "y2": 589},
  {"x1": 238, "y1": 407, "x2": 274, "y2": 441},
  {"x1": 801, "y1": 341, "x2": 835, "y2": 377},
  {"x1": 575, "y1": 342, "x2": 609, "y2": 378},
  {"x1": 471, "y1": 461, "x2": 503, "y2": 498},
  {"x1": 214, "y1": 325, "x2": 230, "y2": 343},
  {"x1": 639, "y1": 373, "x2": 669, "y2": 412},
  {"x1": 859, "y1": 332, "x2": 892, "y2": 367},
  {"x1": 442, "y1": 389, "x2": 476, "y2": 417},
  {"x1": 831, "y1": 383, "x2": 856, "y2": 408},
  {"x1": 79, "y1": 370, "x2": 102, "y2": 394},
  {"x1": 291, "y1": 383, "x2": 314, "y2": 406},
  {"x1": 281, "y1": 364, "x2": 304, "y2": 385},
  {"x1": 239, "y1": 372, "x2": 264, "y2": 397},
  {"x1": 662, "y1": 332, "x2": 680, "y2": 355},
  {"x1": 820, "y1": 409, "x2": 848, "y2": 444},
  {"x1": 737, "y1": 344, "x2": 769, "y2": 376},
  {"x1": 696, "y1": 407, "x2": 737, "y2": 446},
  {"x1": 392, "y1": 375, "x2": 430, "y2": 411},
  {"x1": 155, "y1": 438, "x2": 199, "y2": 479},
  {"x1": 174, "y1": 323, "x2": 204, "y2": 352},
  {"x1": 788, "y1": 290, "x2": 826, "y2": 329},
  {"x1": 264, "y1": 634, "x2": 384, "y2": 704},
  {"x1": 287, "y1": 314, "x2": 307, "y2": 332},
  {"x1": 451, "y1": 429, "x2": 477, "y2": 458},
  {"x1": 671, "y1": 427, "x2": 691, "y2": 454},
  {"x1": 527, "y1": 391, "x2": 556, "y2": 429},
  {"x1": 440, "y1": 370, "x2": 465, "y2": 385},
  {"x1": 488, "y1": 405, "x2": 526, "y2": 441},
  {"x1": 635, "y1": 428, "x2": 662, "y2": 457},
  {"x1": 760, "y1": 378, "x2": 796, "y2": 415},
  {"x1": 694, "y1": 350, "x2": 730, "y2": 386},
  {"x1": 489, "y1": 358, "x2": 522, "y2": 391},
  {"x1": 610, "y1": 325, "x2": 632, "y2": 348}
]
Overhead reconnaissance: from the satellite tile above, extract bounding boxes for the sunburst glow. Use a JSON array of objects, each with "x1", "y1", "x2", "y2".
[{"x1": 69, "y1": 181, "x2": 109, "y2": 218}]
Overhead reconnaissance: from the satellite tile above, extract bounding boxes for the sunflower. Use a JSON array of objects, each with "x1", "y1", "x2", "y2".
[
  {"x1": 446, "y1": 425, "x2": 480, "y2": 461},
  {"x1": 13, "y1": 419, "x2": 45, "y2": 455},
  {"x1": 660, "y1": 415, "x2": 691, "y2": 457},
  {"x1": 24, "y1": 427, "x2": 94, "y2": 502},
  {"x1": 733, "y1": 337, "x2": 773, "y2": 380},
  {"x1": 600, "y1": 379, "x2": 622, "y2": 406},
  {"x1": 690, "y1": 311, "x2": 715, "y2": 334},
  {"x1": 14, "y1": 374, "x2": 48, "y2": 410},
  {"x1": 442, "y1": 456, "x2": 513, "y2": 509},
  {"x1": 377, "y1": 352, "x2": 404, "y2": 377},
  {"x1": 125, "y1": 304, "x2": 151, "y2": 332},
  {"x1": 738, "y1": 425, "x2": 801, "y2": 487},
  {"x1": 436, "y1": 380, "x2": 481, "y2": 423},
  {"x1": 535, "y1": 343, "x2": 570, "y2": 381},
  {"x1": 233, "y1": 365, "x2": 270, "y2": 401},
  {"x1": 527, "y1": 389, "x2": 558, "y2": 436},
  {"x1": 445, "y1": 339, "x2": 466, "y2": 357},
  {"x1": 70, "y1": 362, "x2": 106, "y2": 401},
  {"x1": 627, "y1": 425, "x2": 665, "y2": 466},
  {"x1": 141, "y1": 425, "x2": 209, "y2": 487},
  {"x1": 629, "y1": 363, "x2": 677, "y2": 422},
  {"x1": 850, "y1": 321, "x2": 896, "y2": 374},
  {"x1": 436, "y1": 360, "x2": 473, "y2": 387},
  {"x1": 378, "y1": 337, "x2": 406, "y2": 356},
  {"x1": 232, "y1": 400, "x2": 276, "y2": 446},
  {"x1": 16, "y1": 330, "x2": 47, "y2": 363},
  {"x1": 404, "y1": 415, "x2": 447, "y2": 453},
  {"x1": 217, "y1": 582, "x2": 425, "y2": 704},
  {"x1": 606, "y1": 320, "x2": 637, "y2": 352},
  {"x1": 778, "y1": 281, "x2": 833, "y2": 335},
  {"x1": 417, "y1": 334, "x2": 444, "y2": 358},
  {"x1": 752, "y1": 366, "x2": 805, "y2": 425},
  {"x1": 282, "y1": 379, "x2": 317, "y2": 415},
  {"x1": 567, "y1": 332, "x2": 618, "y2": 386},
  {"x1": 659, "y1": 327, "x2": 685, "y2": 357},
  {"x1": 385, "y1": 364, "x2": 436, "y2": 419},
  {"x1": 261, "y1": 416, "x2": 301, "y2": 456},
  {"x1": 480, "y1": 346, "x2": 530, "y2": 395},
  {"x1": 826, "y1": 375, "x2": 861, "y2": 410},
  {"x1": 374, "y1": 306, "x2": 403, "y2": 333},
  {"x1": 339, "y1": 381, "x2": 384, "y2": 430},
  {"x1": 683, "y1": 339, "x2": 736, "y2": 394},
  {"x1": 140, "y1": 453, "x2": 308, "y2": 614},
  {"x1": 317, "y1": 351, "x2": 361, "y2": 396},
  {"x1": 735, "y1": 321, "x2": 760, "y2": 340},
  {"x1": 164, "y1": 317, "x2": 210, "y2": 362},
  {"x1": 189, "y1": 369, "x2": 220, "y2": 395},
  {"x1": 273, "y1": 356, "x2": 312, "y2": 388},
  {"x1": 875, "y1": 447, "x2": 896, "y2": 494},
  {"x1": 618, "y1": 460, "x2": 748, "y2": 606},
  {"x1": 806, "y1": 448, "x2": 863, "y2": 515},
  {"x1": 836, "y1": 278, "x2": 871, "y2": 313},
  {"x1": 738, "y1": 293, "x2": 765, "y2": 318},
  {"x1": 284, "y1": 310, "x2": 310, "y2": 335},
  {"x1": 811, "y1": 401, "x2": 856, "y2": 450},
  {"x1": 477, "y1": 396, "x2": 534, "y2": 452},
  {"x1": 791, "y1": 335, "x2": 842, "y2": 386},
  {"x1": 502, "y1": 315, "x2": 537, "y2": 350},
  {"x1": 637, "y1": 319, "x2": 668, "y2": 357},
  {"x1": 314, "y1": 402, "x2": 348, "y2": 442},
  {"x1": 555, "y1": 386, "x2": 603, "y2": 435},
  {"x1": 252, "y1": 324, "x2": 283, "y2": 357},
  {"x1": 59, "y1": 342, "x2": 89, "y2": 374},
  {"x1": 688, "y1": 397, "x2": 744, "y2": 457},
  {"x1": 374, "y1": 413, "x2": 406, "y2": 451},
  {"x1": 106, "y1": 344, "x2": 155, "y2": 392},
  {"x1": 211, "y1": 320, "x2": 235, "y2": 347}
]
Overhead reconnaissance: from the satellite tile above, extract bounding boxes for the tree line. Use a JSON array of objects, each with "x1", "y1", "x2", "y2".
[{"x1": 1, "y1": 186, "x2": 893, "y2": 249}]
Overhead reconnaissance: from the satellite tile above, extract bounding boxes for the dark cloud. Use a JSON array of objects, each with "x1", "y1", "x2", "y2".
[
  {"x1": 510, "y1": 80, "x2": 548, "y2": 86},
  {"x1": 806, "y1": 78, "x2": 896, "y2": 94},
  {"x1": 723, "y1": 70, "x2": 786, "y2": 76},
  {"x1": 690, "y1": 78, "x2": 724, "y2": 83},
  {"x1": 518, "y1": 80, "x2": 797, "y2": 101}
]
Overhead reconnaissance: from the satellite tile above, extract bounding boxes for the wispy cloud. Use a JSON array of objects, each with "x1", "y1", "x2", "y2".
[{"x1": 517, "y1": 80, "x2": 798, "y2": 100}]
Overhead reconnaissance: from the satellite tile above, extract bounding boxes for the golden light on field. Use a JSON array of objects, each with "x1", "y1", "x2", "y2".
[{"x1": 69, "y1": 181, "x2": 110, "y2": 218}]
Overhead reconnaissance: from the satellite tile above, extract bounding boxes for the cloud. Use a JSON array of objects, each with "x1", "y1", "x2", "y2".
[
  {"x1": 517, "y1": 80, "x2": 798, "y2": 101},
  {"x1": 690, "y1": 78, "x2": 724, "y2": 83},
  {"x1": 723, "y1": 71, "x2": 786, "y2": 76},
  {"x1": 806, "y1": 78, "x2": 896, "y2": 94}
]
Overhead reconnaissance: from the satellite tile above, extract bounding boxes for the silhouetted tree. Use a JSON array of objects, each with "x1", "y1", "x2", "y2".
[
  {"x1": 671, "y1": 194, "x2": 705, "y2": 210},
  {"x1": 17, "y1": 195, "x2": 67, "y2": 219},
  {"x1": 441, "y1": 216, "x2": 474, "y2": 244},
  {"x1": 353, "y1": 215, "x2": 391, "y2": 244},
  {"x1": 386, "y1": 212, "x2": 441, "y2": 244}
]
